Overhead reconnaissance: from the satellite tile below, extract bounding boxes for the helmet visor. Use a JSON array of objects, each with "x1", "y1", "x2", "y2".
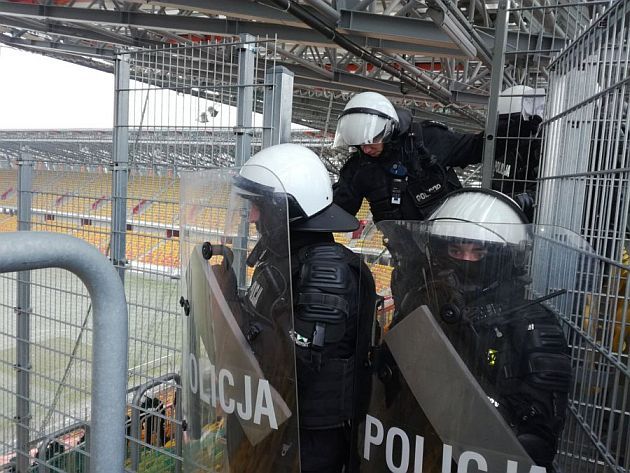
[{"x1": 332, "y1": 112, "x2": 395, "y2": 148}]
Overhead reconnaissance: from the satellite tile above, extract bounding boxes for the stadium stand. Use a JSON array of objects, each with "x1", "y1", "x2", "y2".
[{"x1": 0, "y1": 170, "x2": 377, "y2": 273}]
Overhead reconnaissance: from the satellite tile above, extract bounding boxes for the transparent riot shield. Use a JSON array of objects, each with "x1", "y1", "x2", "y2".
[
  {"x1": 180, "y1": 168, "x2": 299, "y2": 473},
  {"x1": 360, "y1": 220, "x2": 595, "y2": 473}
]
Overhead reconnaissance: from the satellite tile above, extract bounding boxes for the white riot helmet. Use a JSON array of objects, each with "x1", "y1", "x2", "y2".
[
  {"x1": 428, "y1": 188, "x2": 529, "y2": 245},
  {"x1": 426, "y1": 188, "x2": 530, "y2": 289},
  {"x1": 236, "y1": 143, "x2": 359, "y2": 232},
  {"x1": 332, "y1": 92, "x2": 400, "y2": 148},
  {"x1": 497, "y1": 85, "x2": 546, "y2": 120}
]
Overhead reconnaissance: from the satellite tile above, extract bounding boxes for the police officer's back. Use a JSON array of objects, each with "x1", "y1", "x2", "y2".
[
  {"x1": 332, "y1": 92, "x2": 484, "y2": 223},
  {"x1": 233, "y1": 144, "x2": 377, "y2": 473}
]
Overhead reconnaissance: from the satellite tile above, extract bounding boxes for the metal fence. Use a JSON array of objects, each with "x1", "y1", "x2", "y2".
[
  {"x1": 1, "y1": 9, "x2": 629, "y2": 471},
  {"x1": 0, "y1": 36, "x2": 293, "y2": 472},
  {"x1": 534, "y1": 1, "x2": 630, "y2": 471},
  {"x1": 482, "y1": 0, "x2": 612, "y2": 206}
]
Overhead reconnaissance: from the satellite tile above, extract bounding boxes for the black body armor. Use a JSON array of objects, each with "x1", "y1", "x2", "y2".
[
  {"x1": 242, "y1": 236, "x2": 377, "y2": 430},
  {"x1": 398, "y1": 280, "x2": 571, "y2": 468}
]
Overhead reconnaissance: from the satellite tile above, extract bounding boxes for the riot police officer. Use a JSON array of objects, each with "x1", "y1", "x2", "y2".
[
  {"x1": 233, "y1": 143, "x2": 377, "y2": 473},
  {"x1": 493, "y1": 85, "x2": 546, "y2": 221},
  {"x1": 332, "y1": 91, "x2": 484, "y2": 223},
  {"x1": 397, "y1": 188, "x2": 571, "y2": 471}
]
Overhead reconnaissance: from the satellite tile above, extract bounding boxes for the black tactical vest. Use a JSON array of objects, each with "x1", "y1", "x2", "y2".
[{"x1": 243, "y1": 241, "x2": 377, "y2": 430}]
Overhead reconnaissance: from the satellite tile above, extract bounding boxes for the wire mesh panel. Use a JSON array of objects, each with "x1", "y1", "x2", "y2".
[
  {"x1": 534, "y1": 1, "x2": 630, "y2": 470},
  {"x1": 0, "y1": 266, "x2": 17, "y2": 464},
  {"x1": 0, "y1": 36, "x2": 283, "y2": 472},
  {"x1": 485, "y1": 0, "x2": 611, "y2": 218},
  {"x1": 121, "y1": 37, "x2": 279, "y2": 472}
]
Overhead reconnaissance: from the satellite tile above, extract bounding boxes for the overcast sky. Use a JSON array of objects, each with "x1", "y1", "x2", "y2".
[
  {"x1": 0, "y1": 46, "x2": 305, "y2": 131},
  {"x1": 0, "y1": 46, "x2": 115, "y2": 129}
]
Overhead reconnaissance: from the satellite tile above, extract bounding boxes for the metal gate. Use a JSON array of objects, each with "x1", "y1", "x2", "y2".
[{"x1": 535, "y1": 2, "x2": 630, "y2": 471}]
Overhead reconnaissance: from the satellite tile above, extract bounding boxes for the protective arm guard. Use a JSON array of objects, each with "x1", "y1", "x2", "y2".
[
  {"x1": 293, "y1": 245, "x2": 354, "y2": 350},
  {"x1": 505, "y1": 309, "x2": 572, "y2": 468}
]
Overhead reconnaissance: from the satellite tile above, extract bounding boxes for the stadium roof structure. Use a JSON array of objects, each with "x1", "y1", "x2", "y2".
[{"x1": 0, "y1": 0, "x2": 600, "y2": 137}]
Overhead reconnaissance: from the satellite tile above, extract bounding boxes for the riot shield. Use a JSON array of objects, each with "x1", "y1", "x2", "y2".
[
  {"x1": 360, "y1": 220, "x2": 595, "y2": 473},
  {"x1": 180, "y1": 168, "x2": 299, "y2": 473}
]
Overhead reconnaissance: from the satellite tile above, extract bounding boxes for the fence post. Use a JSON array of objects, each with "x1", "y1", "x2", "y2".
[
  {"x1": 263, "y1": 66, "x2": 295, "y2": 147},
  {"x1": 112, "y1": 54, "x2": 130, "y2": 282},
  {"x1": 234, "y1": 34, "x2": 256, "y2": 284},
  {"x1": 234, "y1": 33, "x2": 255, "y2": 167},
  {"x1": 15, "y1": 151, "x2": 33, "y2": 473},
  {"x1": 481, "y1": 0, "x2": 509, "y2": 188}
]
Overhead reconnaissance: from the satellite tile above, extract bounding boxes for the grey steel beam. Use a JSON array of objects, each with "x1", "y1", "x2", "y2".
[
  {"x1": 124, "y1": 0, "x2": 306, "y2": 26},
  {"x1": 0, "y1": 14, "x2": 147, "y2": 46},
  {"x1": 0, "y1": 2, "x2": 476, "y2": 56},
  {"x1": 234, "y1": 33, "x2": 256, "y2": 288},
  {"x1": 338, "y1": 9, "x2": 458, "y2": 52},
  {"x1": 339, "y1": 8, "x2": 566, "y2": 57},
  {"x1": 286, "y1": 63, "x2": 430, "y2": 98},
  {"x1": 271, "y1": 45, "x2": 333, "y2": 80},
  {"x1": 0, "y1": 1, "x2": 567, "y2": 59},
  {"x1": 476, "y1": 26, "x2": 566, "y2": 56},
  {"x1": 0, "y1": 232, "x2": 128, "y2": 473},
  {"x1": 0, "y1": 34, "x2": 115, "y2": 57}
]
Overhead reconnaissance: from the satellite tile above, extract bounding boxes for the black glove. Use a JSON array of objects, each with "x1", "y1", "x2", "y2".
[
  {"x1": 514, "y1": 192, "x2": 535, "y2": 222},
  {"x1": 517, "y1": 432, "x2": 556, "y2": 469}
]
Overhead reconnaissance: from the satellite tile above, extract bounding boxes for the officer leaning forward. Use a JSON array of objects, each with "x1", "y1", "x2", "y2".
[
  {"x1": 232, "y1": 143, "x2": 377, "y2": 473},
  {"x1": 331, "y1": 92, "x2": 484, "y2": 308},
  {"x1": 332, "y1": 91, "x2": 484, "y2": 223}
]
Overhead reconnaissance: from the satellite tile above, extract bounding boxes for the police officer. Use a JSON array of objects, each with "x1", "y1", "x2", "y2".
[
  {"x1": 493, "y1": 85, "x2": 546, "y2": 221},
  {"x1": 398, "y1": 188, "x2": 571, "y2": 471},
  {"x1": 332, "y1": 91, "x2": 484, "y2": 223},
  {"x1": 233, "y1": 143, "x2": 377, "y2": 473}
]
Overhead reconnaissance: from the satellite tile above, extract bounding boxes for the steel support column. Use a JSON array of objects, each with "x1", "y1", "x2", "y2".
[
  {"x1": 234, "y1": 33, "x2": 256, "y2": 284},
  {"x1": 263, "y1": 66, "x2": 295, "y2": 148},
  {"x1": 234, "y1": 33, "x2": 255, "y2": 166},
  {"x1": 112, "y1": 55, "x2": 130, "y2": 282},
  {"x1": 481, "y1": 0, "x2": 509, "y2": 188}
]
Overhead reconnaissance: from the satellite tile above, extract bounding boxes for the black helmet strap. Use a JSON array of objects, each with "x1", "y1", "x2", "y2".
[{"x1": 339, "y1": 106, "x2": 395, "y2": 121}]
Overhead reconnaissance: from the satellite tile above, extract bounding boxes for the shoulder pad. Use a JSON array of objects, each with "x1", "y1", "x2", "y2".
[
  {"x1": 422, "y1": 120, "x2": 449, "y2": 130},
  {"x1": 294, "y1": 244, "x2": 356, "y2": 341},
  {"x1": 298, "y1": 245, "x2": 353, "y2": 293}
]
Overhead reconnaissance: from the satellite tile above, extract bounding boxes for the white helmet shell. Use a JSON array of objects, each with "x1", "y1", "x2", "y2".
[
  {"x1": 497, "y1": 85, "x2": 546, "y2": 119},
  {"x1": 239, "y1": 143, "x2": 358, "y2": 232},
  {"x1": 428, "y1": 189, "x2": 528, "y2": 245},
  {"x1": 333, "y1": 92, "x2": 399, "y2": 148}
]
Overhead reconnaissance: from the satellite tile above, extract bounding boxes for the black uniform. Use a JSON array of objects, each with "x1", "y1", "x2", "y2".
[
  {"x1": 398, "y1": 278, "x2": 571, "y2": 471},
  {"x1": 333, "y1": 107, "x2": 484, "y2": 223},
  {"x1": 240, "y1": 231, "x2": 377, "y2": 473},
  {"x1": 492, "y1": 112, "x2": 543, "y2": 221}
]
